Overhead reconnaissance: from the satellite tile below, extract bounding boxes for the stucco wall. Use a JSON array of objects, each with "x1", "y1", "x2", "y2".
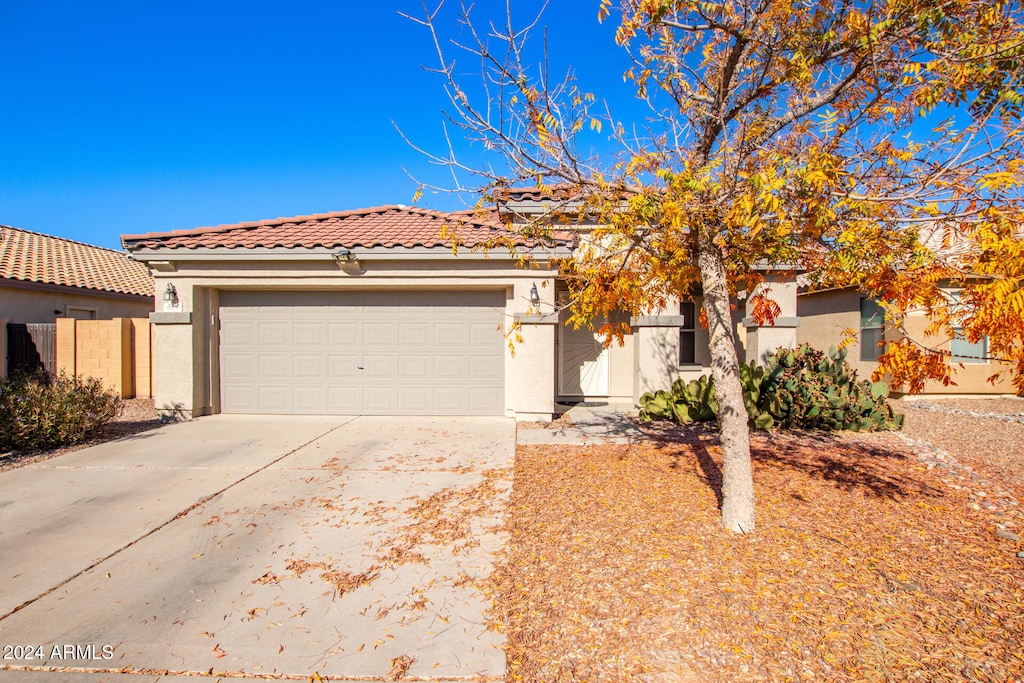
[
  {"x1": 633, "y1": 298, "x2": 713, "y2": 403},
  {"x1": 0, "y1": 280, "x2": 153, "y2": 324},
  {"x1": 744, "y1": 279, "x2": 800, "y2": 365},
  {"x1": 798, "y1": 288, "x2": 1016, "y2": 395},
  {"x1": 795, "y1": 288, "x2": 877, "y2": 377},
  {"x1": 630, "y1": 297, "x2": 764, "y2": 403},
  {"x1": 895, "y1": 309, "x2": 1016, "y2": 395}
]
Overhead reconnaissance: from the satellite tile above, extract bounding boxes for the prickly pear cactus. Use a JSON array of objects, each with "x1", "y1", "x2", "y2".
[{"x1": 760, "y1": 344, "x2": 903, "y2": 431}]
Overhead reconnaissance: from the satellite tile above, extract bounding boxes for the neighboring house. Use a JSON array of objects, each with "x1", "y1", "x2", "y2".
[
  {"x1": 122, "y1": 203, "x2": 799, "y2": 420},
  {"x1": 797, "y1": 286, "x2": 1018, "y2": 396},
  {"x1": 797, "y1": 222, "x2": 1019, "y2": 396},
  {"x1": 1, "y1": 225, "x2": 155, "y2": 376},
  {"x1": 1, "y1": 225, "x2": 154, "y2": 322}
]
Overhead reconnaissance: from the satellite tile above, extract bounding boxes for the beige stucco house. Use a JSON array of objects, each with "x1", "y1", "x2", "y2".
[{"x1": 122, "y1": 202, "x2": 799, "y2": 421}]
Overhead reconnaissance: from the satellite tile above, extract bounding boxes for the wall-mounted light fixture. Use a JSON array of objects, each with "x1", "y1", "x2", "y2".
[
  {"x1": 163, "y1": 283, "x2": 179, "y2": 307},
  {"x1": 529, "y1": 282, "x2": 541, "y2": 307},
  {"x1": 333, "y1": 248, "x2": 357, "y2": 263}
]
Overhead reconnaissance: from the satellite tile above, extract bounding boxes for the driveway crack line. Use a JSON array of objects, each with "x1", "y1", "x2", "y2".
[{"x1": 0, "y1": 419, "x2": 354, "y2": 623}]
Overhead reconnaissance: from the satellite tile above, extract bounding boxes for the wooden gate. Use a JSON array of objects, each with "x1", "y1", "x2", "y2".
[{"x1": 6, "y1": 323, "x2": 56, "y2": 376}]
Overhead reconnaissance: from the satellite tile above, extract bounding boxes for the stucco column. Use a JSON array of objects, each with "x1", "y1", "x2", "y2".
[
  {"x1": 508, "y1": 277, "x2": 557, "y2": 420},
  {"x1": 510, "y1": 313, "x2": 557, "y2": 420},
  {"x1": 149, "y1": 312, "x2": 193, "y2": 420},
  {"x1": 148, "y1": 278, "x2": 194, "y2": 420},
  {"x1": 743, "y1": 276, "x2": 800, "y2": 365}
]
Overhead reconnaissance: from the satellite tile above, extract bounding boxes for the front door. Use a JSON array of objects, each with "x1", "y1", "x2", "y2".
[{"x1": 558, "y1": 323, "x2": 609, "y2": 397}]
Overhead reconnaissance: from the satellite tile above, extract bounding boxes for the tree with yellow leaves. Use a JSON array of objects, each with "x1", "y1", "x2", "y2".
[{"x1": 409, "y1": 0, "x2": 1024, "y2": 532}]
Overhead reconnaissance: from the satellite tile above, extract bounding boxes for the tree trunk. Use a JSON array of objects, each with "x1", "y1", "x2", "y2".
[{"x1": 696, "y1": 227, "x2": 756, "y2": 533}]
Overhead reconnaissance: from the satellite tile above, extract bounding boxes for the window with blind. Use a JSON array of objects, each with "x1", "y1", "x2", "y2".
[
  {"x1": 860, "y1": 298, "x2": 885, "y2": 362},
  {"x1": 947, "y1": 292, "x2": 988, "y2": 363},
  {"x1": 951, "y1": 330, "x2": 987, "y2": 363}
]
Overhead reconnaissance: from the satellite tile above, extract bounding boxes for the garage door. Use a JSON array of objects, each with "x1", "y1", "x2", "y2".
[{"x1": 219, "y1": 290, "x2": 506, "y2": 415}]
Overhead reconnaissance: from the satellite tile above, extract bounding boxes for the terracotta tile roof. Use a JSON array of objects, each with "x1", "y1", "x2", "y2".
[
  {"x1": 121, "y1": 205, "x2": 566, "y2": 251},
  {"x1": 493, "y1": 184, "x2": 637, "y2": 204},
  {"x1": 494, "y1": 185, "x2": 581, "y2": 203},
  {"x1": 0, "y1": 225, "x2": 154, "y2": 298}
]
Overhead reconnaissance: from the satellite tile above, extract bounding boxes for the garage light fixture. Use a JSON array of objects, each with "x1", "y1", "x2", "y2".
[
  {"x1": 530, "y1": 282, "x2": 541, "y2": 307},
  {"x1": 333, "y1": 248, "x2": 357, "y2": 263},
  {"x1": 163, "y1": 283, "x2": 179, "y2": 307}
]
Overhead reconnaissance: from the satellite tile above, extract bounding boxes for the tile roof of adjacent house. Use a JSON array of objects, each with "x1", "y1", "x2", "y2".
[
  {"x1": 121, "y1": 205, "x2": 566, "y2": 251},
  {"x1": 0, "y1": 225, "x2": 154, "y2": 298},
  {"x1": 494, "y1": 186, "x2": 577, "y2": 203}
]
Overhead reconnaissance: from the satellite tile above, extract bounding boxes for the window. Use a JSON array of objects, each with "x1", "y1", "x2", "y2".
[
  {"x1": 859, "y1": 298, "x2": 885, "y2": 362},
  {"x1": 951, "y1": 330, "x2": 987, "y2": 363},
  {"x1": 947, "y1": 291, "x2": 988, "y2": 364},
  {"x1": 679, "y1": 301, "x2": 696, "y2": 365}
]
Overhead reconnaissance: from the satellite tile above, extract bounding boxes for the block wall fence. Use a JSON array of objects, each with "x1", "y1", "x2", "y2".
[{"x1": 56, "y1": 318, "x2": 154, "y2": 398}]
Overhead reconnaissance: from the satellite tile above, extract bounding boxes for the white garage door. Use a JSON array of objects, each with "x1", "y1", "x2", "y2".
[{"x1": 219, "y1": 290, "x2": 506, "y2": 415}]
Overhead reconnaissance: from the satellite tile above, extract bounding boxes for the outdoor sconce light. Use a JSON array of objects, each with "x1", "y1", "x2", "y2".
[
  {"x1": 529, "y1": 282, "x2": 541, "y2": 307},
  {"x1": 163, "y1": 283, "x2": 179, "y2": 307},
  {"x1": 333, "y1": 248, "x2": 357, "y2": 263}
]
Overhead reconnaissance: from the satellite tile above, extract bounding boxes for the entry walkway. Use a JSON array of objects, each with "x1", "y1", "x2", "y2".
[{"x1": 516, "y1": 402, "x2": 647, "y2": 444}]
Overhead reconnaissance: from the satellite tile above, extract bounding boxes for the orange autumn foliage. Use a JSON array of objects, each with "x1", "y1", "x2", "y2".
[{"x1": 413, "y1": 0, "x2": 1024, "y2": 529}]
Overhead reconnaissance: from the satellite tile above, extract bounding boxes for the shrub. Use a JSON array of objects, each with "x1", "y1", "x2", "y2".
[
  {"x1": 0, "y1": 371, "x2": 123, "y2": 451},
  {"x1": 638, "y1": 345, "x2": 903, "y2": 432}
]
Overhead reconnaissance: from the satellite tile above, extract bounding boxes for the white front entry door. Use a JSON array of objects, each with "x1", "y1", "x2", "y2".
[{"x1": 558, "y1": 323, "x2": 609, "y2": 397}]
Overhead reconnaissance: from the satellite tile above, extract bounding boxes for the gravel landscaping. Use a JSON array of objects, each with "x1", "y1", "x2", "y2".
[
  {"x1": 896, "y1": 397, "x2": 1024, "y2": 496},
  {"x1": 490, "y1": 399, "x2": 1024, "y2": 682}
]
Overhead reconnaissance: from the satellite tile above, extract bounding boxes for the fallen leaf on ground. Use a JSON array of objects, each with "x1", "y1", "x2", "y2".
[
  {"x1": 387, "y1": 654, "x2": 415, "y2": 680},
  {"x1": 488, "y1": 429, "x2": 1024, "y2": 682}
]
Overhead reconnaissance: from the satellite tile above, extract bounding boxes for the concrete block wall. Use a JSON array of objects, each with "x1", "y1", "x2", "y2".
[
  {"x1": 132, "y1": 319, "x2": 154, "y2": 399},
  {"x1": 56, "y1": 318, "x2": 154, "y2": 398}
]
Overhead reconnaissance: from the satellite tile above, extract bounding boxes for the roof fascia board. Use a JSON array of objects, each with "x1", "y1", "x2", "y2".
[
  {"x1": 751, "y1": 260, "x2": 805, "y2": 272},
  {"x1": 503, "y1": 200, "x2": 588, "y2": 214},
  {"x1": 127, "y1": 246, "x2": 573, "y2": 262},
  {"x1": 502, "y1": 200, "x2": 631, "y2": 215},
  {"x1": 0, "y1": 276, "x2": 154, "y2": 301},
  {"x1": 799, "y1": 284, "x2": 856, "y2": 295}
]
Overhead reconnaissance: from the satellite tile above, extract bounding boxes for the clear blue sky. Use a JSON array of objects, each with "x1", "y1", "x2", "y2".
[{"x1": 0, "y1": 1, "x2": 636, "y2": 249}]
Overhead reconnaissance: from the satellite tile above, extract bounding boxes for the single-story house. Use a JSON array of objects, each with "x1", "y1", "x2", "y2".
[
  {"x1": 122, "y1": 197, "x2": 1013, "y2": 422},
  {"x1": 1, "y1": 225, "x2": 155, "y2": 376},
  {"x1": 121, "y1": 201, "x2": 803, "y2": 421}
]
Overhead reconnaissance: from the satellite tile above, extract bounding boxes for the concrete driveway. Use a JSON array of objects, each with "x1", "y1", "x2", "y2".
[{"x1": 0, "y1": 415, "x2": 514, "y2": 682}]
